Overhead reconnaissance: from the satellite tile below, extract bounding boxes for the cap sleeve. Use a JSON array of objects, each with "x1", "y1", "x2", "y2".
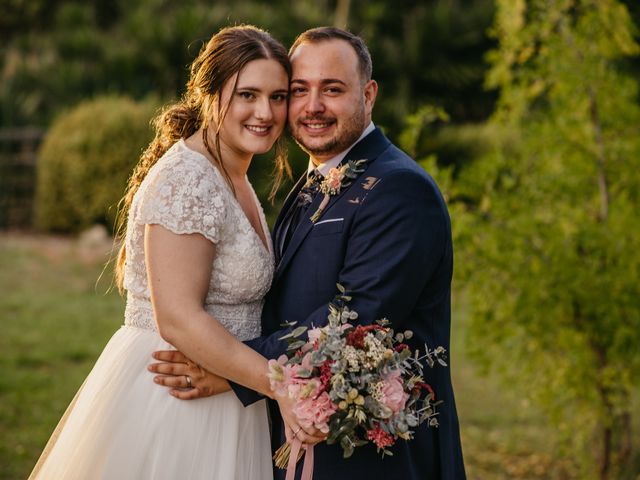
[{"x1": 135, "y1": 152, "x2": 226, "y2": 244}]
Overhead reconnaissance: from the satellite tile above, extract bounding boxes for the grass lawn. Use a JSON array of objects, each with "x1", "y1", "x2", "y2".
[
  {"x1": 0, "y1": 233, "x2": 124, "y2": 479},
  {"x1": 1, "y1": 232, "x2": 636, "y2": 479},
  {"x1": 452, "y1": 299, "x2": 574, "y2": 479}
]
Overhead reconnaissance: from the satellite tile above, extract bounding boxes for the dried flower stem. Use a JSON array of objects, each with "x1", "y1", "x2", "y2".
[{"x1": 273, "y1": 442, "x2": 305, "y2": 469}]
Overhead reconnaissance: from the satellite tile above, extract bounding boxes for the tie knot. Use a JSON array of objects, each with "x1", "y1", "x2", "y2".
[{"x1": 307, "y1": 169, "x2": 322, "y2": 184}]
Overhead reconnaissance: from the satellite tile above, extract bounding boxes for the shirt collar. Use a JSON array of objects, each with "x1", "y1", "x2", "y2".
[{"x1": 307, "y1": 122, "x2": 375, "y2": 177}]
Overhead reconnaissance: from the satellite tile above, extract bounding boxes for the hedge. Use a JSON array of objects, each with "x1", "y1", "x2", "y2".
[{"x1": 35, "y1": 96, "x2": 159, "y2": 233}]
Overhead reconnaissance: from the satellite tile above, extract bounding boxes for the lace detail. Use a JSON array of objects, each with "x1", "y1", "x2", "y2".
[
  {"x1": 134, "y1": 144, "x2": 227, "y2": 243},
  {"x1": 123, "y1": 140, "x2": 274, "y2": 340},
  {"x1": 124, "y1": 295, "x2": 263, "y2": 341}
]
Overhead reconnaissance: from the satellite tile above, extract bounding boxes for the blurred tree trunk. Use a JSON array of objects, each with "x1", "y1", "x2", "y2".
[{"x1": 334, "y1": 0, "x2": 351, "y2": 28}]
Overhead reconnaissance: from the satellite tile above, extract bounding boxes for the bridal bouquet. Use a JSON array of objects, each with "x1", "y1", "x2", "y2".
[{"x1": 267, "y1": 286, "x2": 446, "y2": 469}]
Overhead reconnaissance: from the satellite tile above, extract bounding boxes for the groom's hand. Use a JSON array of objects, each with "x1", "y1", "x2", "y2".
[{"x1": 148, "y1": 350, "x2": 231, "y2": 400}]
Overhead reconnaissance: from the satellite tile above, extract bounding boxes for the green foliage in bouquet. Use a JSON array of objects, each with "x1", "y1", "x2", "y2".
[
  {"x1": 273, "y1": 285, "x2": 446, "y2": 460},
  {"x1": 35, "y1": 95, "x2": 159, "y2": 233}
]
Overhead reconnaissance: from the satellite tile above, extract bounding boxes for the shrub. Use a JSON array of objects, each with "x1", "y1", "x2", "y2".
[{"x1": 35, "y1": 96, "x2": 159, "y2": 233}]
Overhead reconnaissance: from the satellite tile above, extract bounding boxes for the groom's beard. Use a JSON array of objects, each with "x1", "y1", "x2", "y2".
[{"x1": 290, "y1": 106, "x2": 366, "y2": 158}]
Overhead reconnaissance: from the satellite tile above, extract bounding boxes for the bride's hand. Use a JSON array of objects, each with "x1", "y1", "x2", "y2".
[
  {"x1": 273, "y1": 390, "x2": 327, "y2": 446},
  {"x1": 148, "y1": 350, "x2": 231, "y2": 400}
]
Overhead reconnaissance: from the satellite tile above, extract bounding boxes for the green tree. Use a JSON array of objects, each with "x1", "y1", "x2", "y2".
[
  {"x1": 1, "y1": 0, "x2": 499, "y2": 230},
  {"x1": 0, "y1": 0, "x2": 496, "y2": 136},
  {"x1": 452, "y1": 1, "x2": 640, "y2": 478},
  {"x1": 347, "y1": 0, "x2": 496, "y2": 133}
]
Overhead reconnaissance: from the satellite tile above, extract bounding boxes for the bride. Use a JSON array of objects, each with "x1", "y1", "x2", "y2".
[{"x1": 30, "y1": 25, "x2": 308, "y2": 480}]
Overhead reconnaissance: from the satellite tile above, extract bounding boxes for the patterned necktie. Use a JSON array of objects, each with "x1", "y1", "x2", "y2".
[{"x1": 281, "y1": 169, "x2": 322, "y2": 253}]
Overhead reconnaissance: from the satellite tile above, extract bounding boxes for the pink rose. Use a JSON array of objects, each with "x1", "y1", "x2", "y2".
[
  {"x1": 300, "y1": 352, "x2": 313, "y2": 372},
  {"x1": 294, "y1": 391, "x2": 337, "y2": 433},
  {"x1": 381, "y1": 369, "x2": 409, "y2": 415},
  {"x1": 325, "y1": 168, "x2": 343, "y2": 191},
  {"x1": 307, "y1": 327, "x2": 324, "y2": 344}
]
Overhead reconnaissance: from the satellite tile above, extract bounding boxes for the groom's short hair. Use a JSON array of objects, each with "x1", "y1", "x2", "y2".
[{"x1": 289, "y1": 27, "x2": 373, "y2": 83}]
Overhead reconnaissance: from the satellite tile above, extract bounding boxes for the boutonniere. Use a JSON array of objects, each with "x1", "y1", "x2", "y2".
[{"x1": 310, "y1": 159, "x2": 367, "y2": 223}]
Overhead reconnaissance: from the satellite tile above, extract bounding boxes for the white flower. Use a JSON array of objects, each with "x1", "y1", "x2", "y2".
[
  {"x1": 368, "y1": 380, "x2": 385, "y2": 402},
  {"x1": 363, "y1": 333, "x2": 386, "y2": 368},
  {"x1": 343, "y1": 345, "x2": 366, "y2": 372}
]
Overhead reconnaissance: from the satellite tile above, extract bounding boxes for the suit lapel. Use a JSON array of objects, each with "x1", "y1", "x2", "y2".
[
  {"x1": 274, "y1": 128, "x2": 391, "y2": 281},
  {"x1": 274, "y1": 187, "x2": 328, "y2": 280}
]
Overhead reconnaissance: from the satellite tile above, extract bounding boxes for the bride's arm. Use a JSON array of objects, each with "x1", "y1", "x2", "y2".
[
  {"x1": 145, "y1": 224, "x2": 272, "y2": 398},
  {"x1": 146, "y1": 223, "x2": 324, "y2": 443}
]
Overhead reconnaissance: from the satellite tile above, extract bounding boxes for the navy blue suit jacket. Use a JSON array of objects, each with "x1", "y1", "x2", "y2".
[{"x1": 232, "y1": 128, "x2": 465, "y2": 479}]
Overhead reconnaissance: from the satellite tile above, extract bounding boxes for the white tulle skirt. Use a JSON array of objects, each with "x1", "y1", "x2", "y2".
[{"x1": 29, "y1": 325, "x2": 273, "y2": 480}]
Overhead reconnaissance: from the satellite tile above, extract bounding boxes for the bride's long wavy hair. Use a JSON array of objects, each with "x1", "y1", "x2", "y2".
[{"x1": 114, "y1": 25, "x2": 292, "y2": 293}]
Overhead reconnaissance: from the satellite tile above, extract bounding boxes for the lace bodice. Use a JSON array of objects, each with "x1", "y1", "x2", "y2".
[{"x1": 123, "y1": 139, "x2": 274, "y2": 341}]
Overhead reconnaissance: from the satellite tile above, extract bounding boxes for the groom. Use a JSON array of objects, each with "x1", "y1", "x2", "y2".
[{"x1": 154, "y1": 27, "x2": 465, "y2": 479}]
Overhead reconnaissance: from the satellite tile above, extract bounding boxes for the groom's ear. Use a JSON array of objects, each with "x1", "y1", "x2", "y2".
[{"x1": 363, "y1": 80, "x2": 378, "y2": 117}]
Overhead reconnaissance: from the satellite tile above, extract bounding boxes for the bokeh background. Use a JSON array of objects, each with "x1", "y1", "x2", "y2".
[{"x1": 1, "y1": 1, "x2": 639, "y2": 479}]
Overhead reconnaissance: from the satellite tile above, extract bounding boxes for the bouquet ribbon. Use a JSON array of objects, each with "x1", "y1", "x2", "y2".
[{"x1": 285, "y1": 438, "x2": 314, "y2": 480}]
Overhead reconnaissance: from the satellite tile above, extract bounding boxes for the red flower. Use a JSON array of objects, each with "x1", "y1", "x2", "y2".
[
  {"x1": 346, "y1": 324, "x2": 385, "y2": 349},
  {"x1": 318, "y1": 360, "x2": 333, "y2": 392},
  {"x1": 394, "y1": 343, "x2": 409, "y2": 352},
  {"x1": 346, "y1": 326, "x2": 367, "y2": 349},
  {"x1": 412, "y1": 381, "x2": 436, "y2": 400},
  {"x1": 366, "y1": 424, "x2": 395, "y2": 450},
  {"x1": 362, "y1": 324, "x2": 384, "y2": 332}
]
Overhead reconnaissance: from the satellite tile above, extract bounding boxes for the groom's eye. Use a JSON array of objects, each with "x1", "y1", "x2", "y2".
[
  {"x1": 291, "y1": 87, "x2": 307, "y2": 96},
  {"x1": 324, "y1": 86, "x2": 343, "y2": 95}
]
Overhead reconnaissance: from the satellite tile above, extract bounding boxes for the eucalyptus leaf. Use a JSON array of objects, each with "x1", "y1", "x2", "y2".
[
  {"x1": 291, "y1": 326, "x2": 308, "y2": 337},
  {"x1": 288, "y1": 340, "x2": 306, "y2": 351},
  {"x1": 340, "y1": 436, "x2": 354, "y2": 458}
]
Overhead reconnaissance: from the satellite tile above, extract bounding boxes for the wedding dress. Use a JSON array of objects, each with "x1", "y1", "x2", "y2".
[{"x1": 30, "y1": 139, "x2": 275, "y2": 479}]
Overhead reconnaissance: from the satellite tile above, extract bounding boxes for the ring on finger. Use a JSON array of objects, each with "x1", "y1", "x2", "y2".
[
  {"x1": 293, "y1": 426, "x2": 302, "y2": 438},
  {"x1": 185, "y1": 375, "x2": 192, "y2": 388}
]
